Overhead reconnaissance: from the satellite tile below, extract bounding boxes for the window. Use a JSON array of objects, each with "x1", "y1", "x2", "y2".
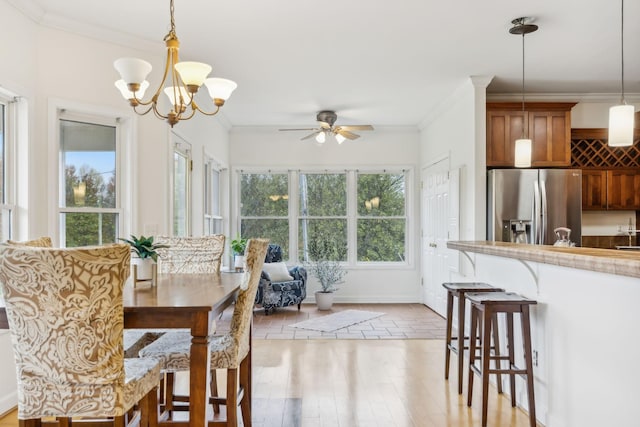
[
  {"x1": 239, "y1": 172, "x2": 289, "y2": 258},
  {"x1": 173, "y1": 138, "x2": 191, "y2": 236},
  {"x1": 298, "y1": 173, "x2": 347, "y2": 261},
  {"x1": 237, "y1": 169, "x2": 409, "y2": 265},
  {"x1": 58, "y1": 115, "x2": 120, "y2": 247},
  {"x1": 0, "y1": 101, "x2": 10, "y2": 241},
  {"x1": 357, "y1": 172, "x2": 406, "y2": 262},
  {"x1": 204, "y1": 157, "x2": 223, "y2": 235}
]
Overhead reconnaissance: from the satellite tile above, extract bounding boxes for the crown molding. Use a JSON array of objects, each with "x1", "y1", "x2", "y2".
[
  {"x1": 6, "y1": 0, "x2": 160, "y2": 52},
  {"x1": 487, "y1": 92, "x2": 640, "y2": 103}
]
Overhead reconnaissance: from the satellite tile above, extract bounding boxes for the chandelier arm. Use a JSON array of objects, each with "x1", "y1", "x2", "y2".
[
  {"x1": 132, "y1": 104, "x2": 155, "y2": 116},
  {"x1": 151, "y1": 104, "x2": 171, "y2": 121},
  {"x1": 192, "y1": 102, "x2": 222, "y2": 117}
]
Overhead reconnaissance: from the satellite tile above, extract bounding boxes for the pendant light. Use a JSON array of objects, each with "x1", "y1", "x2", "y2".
[
  {"x1": 510, "y1": 17, "x2": 538, "y2": 168},
  {"x1": 608, "y1": 0, "x2": 635, "y2": 147}
]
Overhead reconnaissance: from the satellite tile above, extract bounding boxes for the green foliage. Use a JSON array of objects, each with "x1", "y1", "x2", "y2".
[
  {"x1": 117, "y1": 235, "x2": 168, "y2": 262},
  {"x1": 305, "y1": 235, "x2": 347, "y2": 292},
  {"x1": 230, "y1": 236, "x2": 248, "y2": 255}
]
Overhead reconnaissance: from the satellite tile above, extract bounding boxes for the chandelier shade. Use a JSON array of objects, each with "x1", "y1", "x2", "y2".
[
  {"x1": 315, "y1": 131, "x2": 326, "y2": 143},
  {"x1": 113, "y1": 0, "x2": 236, "y2": 127}
]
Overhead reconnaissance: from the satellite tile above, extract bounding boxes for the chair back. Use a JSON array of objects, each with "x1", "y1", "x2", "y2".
[
  {"x1": 6, "y1": 236, "x2": 53, "y2": 247},
  {"x1": 229, "y1": 238, "x2": 269, "y2": 357},
  {"x1": 156, "y1": 235, "x2": 226, "y2": 274},
  {"x1": 0, "y1": 243, "x2": 131, "y2": 419},
  {"x1": 264, "y1": 243, "x2": 282, "y2": 263}
]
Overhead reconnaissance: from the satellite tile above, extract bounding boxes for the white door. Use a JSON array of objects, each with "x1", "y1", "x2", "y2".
[{"x1": 421, "y1": 159, "x2": 459, "y2": 316}]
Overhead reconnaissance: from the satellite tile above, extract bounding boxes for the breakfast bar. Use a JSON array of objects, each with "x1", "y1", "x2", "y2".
[{"x1": 446, "y1": 241, "x2": 640, "y2": 427}]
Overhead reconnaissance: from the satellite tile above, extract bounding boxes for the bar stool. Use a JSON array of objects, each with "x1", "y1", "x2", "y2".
[
  {"x1": 466, "y1": 291, "x2": 537, "y2": 427},
  {"x1": 443, "y1": 282, "x2": 505, "y2": 394}
]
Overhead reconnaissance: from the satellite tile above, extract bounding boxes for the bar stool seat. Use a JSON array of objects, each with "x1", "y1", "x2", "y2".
[
  {"x1": 466, "y1": 291, "x2": 537, "y2": 427},
  {"x1": 442, "y1": 282, "x2": 504, "y2": 394}
]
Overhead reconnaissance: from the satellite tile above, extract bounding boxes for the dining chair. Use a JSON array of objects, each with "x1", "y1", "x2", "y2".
[
  {"x1": 6, "y1": 236, "x2": 53, "y2": 247},
  {"x1": 138, "y1": 235, "x2": 226, "y2": 410},
  {"x1": 155, "y1": 235, "x2": 226, "y2": 274},
  {"x1": 139, "y1": 238, "x2": 269, "y2": 425},
  {"x1": 0, "y1": 243, "x2": 161, "y2": 426}
]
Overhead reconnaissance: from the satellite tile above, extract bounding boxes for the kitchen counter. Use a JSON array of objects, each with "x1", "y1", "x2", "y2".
[{"x1": 447, "y1": 240, "x2": 640, "y2": 279}]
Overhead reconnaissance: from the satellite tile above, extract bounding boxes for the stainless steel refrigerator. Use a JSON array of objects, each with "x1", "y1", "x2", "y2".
[{"x1": 487, "y1": 169, "x2": 582, "y2": 246}]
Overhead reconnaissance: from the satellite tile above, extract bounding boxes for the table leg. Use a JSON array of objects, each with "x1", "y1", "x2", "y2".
[{"x1": 190, "y1": 312, "x2": 213, "y2": 427}]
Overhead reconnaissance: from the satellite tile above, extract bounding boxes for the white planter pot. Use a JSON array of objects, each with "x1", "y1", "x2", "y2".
[
  {"x1": 233, "y1": 255, "x2": 246, "y2": 272},
  {"x1": 315, "y1": 291, "x2": 334, "y2": 311},
  {"x1": 132, "y1": 257, "x2": 155, "y2": 281}
]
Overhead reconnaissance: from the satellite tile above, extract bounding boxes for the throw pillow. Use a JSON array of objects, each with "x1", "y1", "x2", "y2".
[{"x1": 262, "y1": 262, "x2": 294, "y2": 282}]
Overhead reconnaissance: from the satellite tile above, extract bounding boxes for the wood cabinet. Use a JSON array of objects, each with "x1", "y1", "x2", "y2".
[
  {"x1": 582, "y1": 169, "x2": 640, "y2": 210},
  {"x1": 487, "y1": 103, "x2": 576, "y2": 168}
]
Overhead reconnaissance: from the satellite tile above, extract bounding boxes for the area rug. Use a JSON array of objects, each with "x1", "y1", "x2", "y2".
[{"x1": 289, "y1": 309, "x2": 385, "y2": 332}]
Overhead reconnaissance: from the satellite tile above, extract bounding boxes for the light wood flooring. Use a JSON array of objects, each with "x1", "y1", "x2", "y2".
[{"x1": 1, "y1": 304, "x2": 538, "y2": 426}]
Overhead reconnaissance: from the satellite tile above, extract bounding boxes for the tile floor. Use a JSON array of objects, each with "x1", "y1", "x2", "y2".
[{"x1": 216, "y1": 303, "x2": 446, "y2": 340}]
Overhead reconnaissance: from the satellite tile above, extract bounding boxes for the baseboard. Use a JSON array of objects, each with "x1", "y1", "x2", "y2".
[
  {"x1": 306, "y1": 296, "x2": 422, "y2": 304},
  {"x1": 0, "y1": 391, "x2": 17, "y2": 418}
]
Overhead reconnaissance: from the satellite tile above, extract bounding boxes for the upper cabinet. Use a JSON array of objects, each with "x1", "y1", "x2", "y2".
[
  {"x1": 486, "y1": 102, "x2": 576, "y2": 168},
  {"x1": 582, "y1": 169, "x2": 640, "y2": 211}
]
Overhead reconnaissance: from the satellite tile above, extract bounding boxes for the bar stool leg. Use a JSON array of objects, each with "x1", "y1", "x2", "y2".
[
  {"x1": 507, "y1": 312, "x2": 516, "y2": 407},
  {"x1": 444, "y1": 290, "x2": 454, "y2": 380},
  {"x1": 480, "y1": 307, "x2": 493, "y2": 427},
  {"x1": 456, "y1": 292, "x2": 466, "y2": 394},
  {"x1": 521, "y1": 305, "x2": 537, "y2": 427},
  {"x1": 491, "y1": 313, "x2": 503, "y2": 394},
  {"x1": 467, "y1": 304, "x2": 478, "y2": 407}
]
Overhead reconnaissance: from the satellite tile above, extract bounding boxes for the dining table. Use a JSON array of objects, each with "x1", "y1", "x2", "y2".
[{"x1": 0, "y1": 271, "x2": 244, "y2": 427}]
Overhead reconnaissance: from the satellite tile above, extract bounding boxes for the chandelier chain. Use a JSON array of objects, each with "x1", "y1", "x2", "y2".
[{"x1": 620, "y1": 0, "x2": 625, "y2": 104}]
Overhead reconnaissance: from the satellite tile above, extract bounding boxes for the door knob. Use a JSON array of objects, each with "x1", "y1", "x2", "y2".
[{"x1": 429, "y1": 242, "x2": 437, "y2": 248}]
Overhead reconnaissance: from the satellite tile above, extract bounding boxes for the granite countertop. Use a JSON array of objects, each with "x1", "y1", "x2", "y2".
[{"x1": 447, "y1": 240, "x2": 640, "y2": 279}]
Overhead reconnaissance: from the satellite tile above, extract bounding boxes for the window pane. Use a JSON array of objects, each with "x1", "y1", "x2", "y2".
[
  {"x1": 357, "y1": 218, "x2": 405, "y2": 262},
  {"x1": 240, "y1": 173, "x2": 288, "y2": 216},
  {"x1": 298, "y1": 219, "x2": 347, "y2": 261},
  {"x1": 60, "y1": 120, "x2": 116, "y2": 209},
  {"x1": 357, "y1": 173, "x2": 405, "y2": 216},
  {"x1": 62, "y1": 212, "x2": 118, "y2": 247},
  {"x1": 241, "y1": 218, "x2": 289, "y2": 258},
  {"x1": 211, "y1": 169, "x2": 220, "y2": 216},
  {"x1": 299, "y1": 173, "x2": 346, "y2": 216},
  {"x1": 174, "y1": 150, "x2": 188, "y2": 236}
]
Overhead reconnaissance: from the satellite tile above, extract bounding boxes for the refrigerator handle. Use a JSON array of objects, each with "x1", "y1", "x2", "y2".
[
  {"x1": 533, "y1": 180, "x2": 541, "y2": 244},
  {"x1": 540, "y1": 179, "x2": 548, "y2": 245}
]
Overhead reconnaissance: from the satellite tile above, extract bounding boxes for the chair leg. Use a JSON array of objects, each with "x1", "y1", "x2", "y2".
[
  {"x1": 239, "y1": 356, "x2": 252, "y2": 426},
  {"x1": 297, "y1": 303, "x2": 301, "y2": 311},
  {"x1": 444, "y1": 290, "x2": 453, "y2": 381},
  {"x1": 139, "y1": 391, "x2": 149, "y2": 427},
  {"x1": 480, "y1": 308, "x2": 493, "y2": 427},
  {"x1": 456, "y1": 291, "x2": 466, "y2": 395},
  {"x1": 56, "y1": 418, "x2": 71, "y2": 427},
  {"x1": 210, "y1": 369, "x2": 221, "y2": 414},
  {"x1": 226, "y1": 368, "x2": 239, "y2": 426},
  {"x1": 164, "y1": 372, "x2": 175, "y2": 415},
  {"x1": 467, "y1": 304, "x2": 478, "y2": 407},
  {"x1": 148, "y1": 385, "x2": 159, "y2": 427},
  {"x1": 114, "y1": 415, "x2": 126, "y2": 427},
  {"x1": 521, "y1": 306, "x2": 537, "y2": 427},
  {"x1": 507, "y1": 312, "x2": 516, "y2": 407},
  {"x1": 491, "y1": 313, "x2": 503, "y2": 394}
]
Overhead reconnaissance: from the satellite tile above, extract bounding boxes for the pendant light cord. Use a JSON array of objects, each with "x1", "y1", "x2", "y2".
[
  {"x1": 620, "y1": 0, "x2": 626, "y2": 105},
  {"x1": 521, "y1": 31, "x2": 526, "y2": 138}
]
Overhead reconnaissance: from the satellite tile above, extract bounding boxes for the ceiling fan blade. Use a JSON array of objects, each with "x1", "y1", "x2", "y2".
[
  {"x1": 336, "y1": 129, "x2": 360, "y2": 140},
  {"x1": 278, "y1": 128, "x2": 319, "y2": 132},
  {"x1": 301, "y1": 131, "x2": 321, "y2": 141},
  {"x1": 337, "y1": 125, "x2": 374, "y2": 131},
  {"x1": 318, "y1": 121, "x2": 331, "y2": 129}
]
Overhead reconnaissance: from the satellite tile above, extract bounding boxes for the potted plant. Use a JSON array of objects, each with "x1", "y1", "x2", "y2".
[
  {"x1": 304, "y1": 236, "x2": 347, "y2": 310},
  {"x1": 230, "y1": 236, "x2": 248, "y2": 272},
  {"x1": 118, "y1": 235, "x2": 167, "y2": 280}
]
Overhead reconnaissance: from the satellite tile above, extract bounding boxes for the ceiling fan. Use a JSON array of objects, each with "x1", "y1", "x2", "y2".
[{"x1": 279, "y1": 110, "x2": 374, "y2": 143}]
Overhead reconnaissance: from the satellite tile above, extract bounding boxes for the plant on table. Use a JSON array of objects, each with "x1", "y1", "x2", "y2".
[{"x1": 118, "y1": 235, "x2": 167, "y2": 262}]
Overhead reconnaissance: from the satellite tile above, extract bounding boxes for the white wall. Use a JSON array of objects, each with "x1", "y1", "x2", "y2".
[
  {"x1": 572, "y1": 101, "x2": 640, "y2": 128},
  {"x1": 229, "y1": 126, "x2": 422, "y2": 303}
]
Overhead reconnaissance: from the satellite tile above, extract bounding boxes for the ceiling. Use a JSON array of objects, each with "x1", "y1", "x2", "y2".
[{"x1": 9, "y1": 0, "x2": 640, "y2": 128}]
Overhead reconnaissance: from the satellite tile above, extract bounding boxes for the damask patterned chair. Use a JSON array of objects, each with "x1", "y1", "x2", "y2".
[
  {"x1": 139, "y1": 238, "x2": 269, "y2": 425},
  {"x1": 0, "y1": 243, "x2": 161, "y2": 426},
  {"x1": 254, "y1": 244, "x2": 307, "y2": 315},
  {"x1": 155, "y1": 235, "x2": 226, "y2": 274}
]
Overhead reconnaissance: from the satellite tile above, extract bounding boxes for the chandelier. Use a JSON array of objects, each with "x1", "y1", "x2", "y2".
[{"x1": 113, "y1": 0, "x2": 237, "y2": 127}]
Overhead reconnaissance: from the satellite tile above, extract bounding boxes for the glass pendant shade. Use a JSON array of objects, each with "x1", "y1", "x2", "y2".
[
  {"x1": 335, "y1": 133, "x2": 346, "y2": 144},
  {"x1": 608, "y1": 104, "x2": 635, "y2": 147},
  {"x1": 204, "y1": 78, "x2": 238, "y2": 100},
  {"x1": 315, "y1": 131, "x2": 326, "y2": 143},
  {"x1": 115, "y1": 79, "x2": 149, "y2": 100},
  {"x1": 114, "y1": 58, "x2": 152, "y2": 84},
  {"x1": 174, "y1": 61, "x2": 212, "y2": 87},
  {"x1": 514, "y1": 139, "x2": 532, "y2": 168},
  {"x1": 164, "y1": 86, "x2": 191, "y2": 107}
]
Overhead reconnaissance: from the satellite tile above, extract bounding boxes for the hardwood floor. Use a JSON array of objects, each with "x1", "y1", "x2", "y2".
[
  {"x1": 0, "y1": 339, "x2": 538, "y2": 426},
  {"x1": 0, "y1": 304, "x2": 534, "y2": 426}
]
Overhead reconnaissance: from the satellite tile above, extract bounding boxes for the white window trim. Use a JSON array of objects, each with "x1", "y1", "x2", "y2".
[
  {"x1": 0, "y1": 95, "x2": 15, "y2": 240},
  {"x1": 203, "y1": 152, "x2": 226, "y2": 236},
  {"x1": 170, "y1": 132, "x2": 192, "y2": 237},
  {"x1": 48, "y1": 99, "x2": 136, "y2": 246}
]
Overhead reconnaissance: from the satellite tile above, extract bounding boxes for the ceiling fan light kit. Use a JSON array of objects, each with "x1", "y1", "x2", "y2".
[
  {"x1": 279, "y1": 110, "x2": 374, "y2": 143},
  {"x1": 509, "y1": 17, "x2": 538, "y2": 168},
  {"x1": 113, "y1": 0, "x2": 236, "y2": 127},
  {"x1": 608, "y1": 0, "x2": 635, "y2": 147}
]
